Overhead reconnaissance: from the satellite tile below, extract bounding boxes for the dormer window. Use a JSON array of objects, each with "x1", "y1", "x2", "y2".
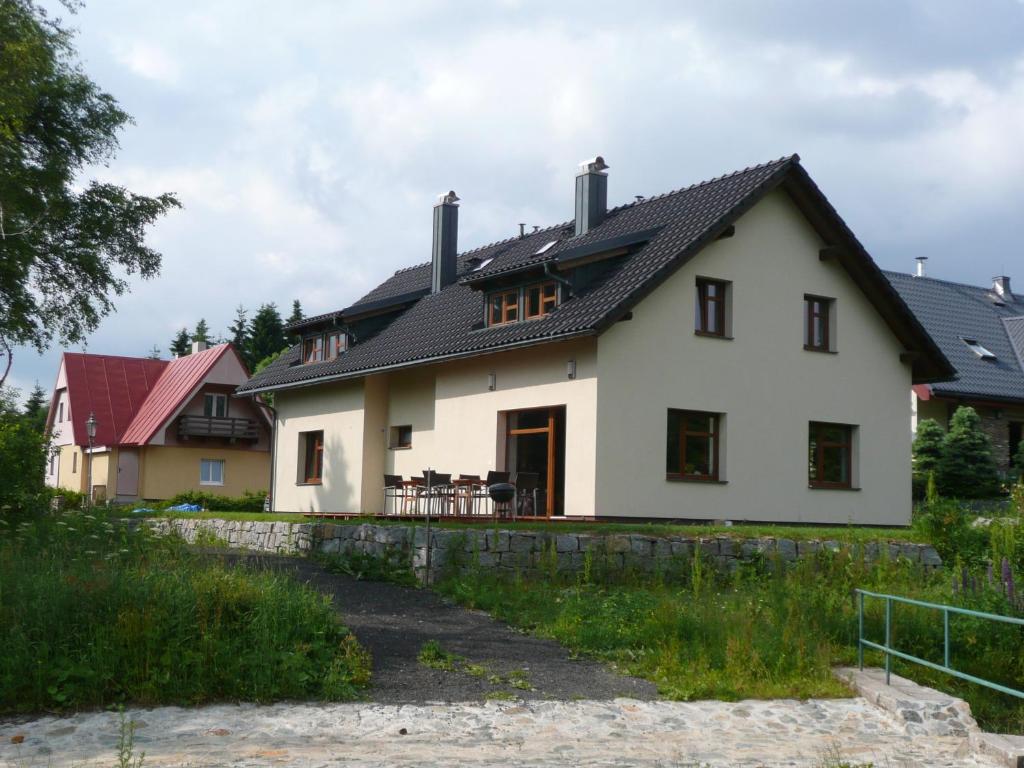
[
  {"x1": 487, "y1": 281, "x2": 560, "y2": 326},
  {"x1": 303, "y1": 331, "x2": 347, "y2": 364},
  {"x1": 962, "y1": 337, "x2": 996, "y2": 360}
]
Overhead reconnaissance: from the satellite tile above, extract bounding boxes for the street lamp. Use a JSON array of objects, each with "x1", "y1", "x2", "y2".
[{"x1": 85, "y1": 412, "x2": 97, "y2": 506}]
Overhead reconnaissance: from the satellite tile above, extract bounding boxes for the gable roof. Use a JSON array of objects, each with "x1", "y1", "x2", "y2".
[
  {"x1": 885, "y1": 271, "x2": 1024, "y2": 403},
  {"x1": 120, "y1": 344, "x2": 241, "y2": 445},
  {"x1": 58, "y1": 353, "x2": 169, "y2": 446},
  {"x1": 239, "y1": 155, "x2": 952, "y2": 394}
]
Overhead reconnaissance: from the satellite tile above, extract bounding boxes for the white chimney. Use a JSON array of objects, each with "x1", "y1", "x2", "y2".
[
  {"x1": 993, "y1": 275, "x2": 1012, "y2": 299},
  {"x1": 191, "y1": 340, "x2": 208, "y2": 354},
  {"x1": 574, "y1": 156, "x2": 609, "y2": 237},
  {"x1": 915, "y1": 256, "x2": 928, "y2": 277}
]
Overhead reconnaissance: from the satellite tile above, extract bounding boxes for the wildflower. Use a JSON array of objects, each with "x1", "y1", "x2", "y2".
[{"x1": 1002, "y1": 558, "x2": 1016, "y2": 603}]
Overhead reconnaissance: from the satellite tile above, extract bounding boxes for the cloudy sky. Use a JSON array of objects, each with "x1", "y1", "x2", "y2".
[{"x1": 11, "y1": 0, "x2": 1024, "y2": 397}]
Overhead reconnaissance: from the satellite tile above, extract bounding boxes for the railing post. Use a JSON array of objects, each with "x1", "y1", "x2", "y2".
[
  {"x1": 884, "y1": 596, "x2": 892, "y2": 686},
  {"x1": 944, "y1": 608, "x2": 950, "y2": 670},
  {"x1": 858, "y1": 591, "x2": 864, "y2": 670}
]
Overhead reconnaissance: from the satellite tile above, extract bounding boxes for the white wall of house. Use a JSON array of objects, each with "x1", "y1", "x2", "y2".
[{"x1": 594, "y1": 189, "x2": 914, "y2": 525}]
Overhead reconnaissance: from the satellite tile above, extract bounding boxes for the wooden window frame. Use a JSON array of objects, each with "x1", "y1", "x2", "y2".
[
  {"x1": 324, "y1": 331, "x2": 346, "y2": 361},
  {"x1": 488, "y1": 289, "x2": 521, "y2": 326},
  {"x1": 525, "y1": 281, "x2": 559, "y2": 320},
  {"x1": 300, "y1": 430, "x2": 324, "y2": 484},
  {"x1": 302, "y1": 335, "x2": 326, "y2": 364},
  {"x1": 808, "y1": 421, "x2": 854, "y2": 489},
  {"x1": 388, "y1": 425, "x2": 413, "y2": 450},
  {"x1": 203, "y1": 392, "x2": 228, "y2": 418},
  {"x1": 695, "y1": 278, "x2": 728, "y2": 338},
  {"x1": 666, "y1": 409, "x2": 721, "y2": 482},
  {"x1": 804, "y1": 295, "x2": 832, "y2": 352}
]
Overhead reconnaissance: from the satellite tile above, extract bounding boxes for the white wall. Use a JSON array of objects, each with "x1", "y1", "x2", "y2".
[{"x1": 594, "y1": 189, "x2": 913, "y2": 525}]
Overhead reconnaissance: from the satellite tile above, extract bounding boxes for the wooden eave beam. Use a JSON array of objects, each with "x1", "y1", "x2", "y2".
[{"x1": 819, "y1": 245, "x2": 844, "y2": 261}]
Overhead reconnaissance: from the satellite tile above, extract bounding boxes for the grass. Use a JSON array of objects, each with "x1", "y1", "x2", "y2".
[
  {"x1": 435, "y1": 545, "x2": 1024, "y2": 733},
  {"x1": 416, "y1": 640, "x2": 534, "y2": 691},
  {"x1": 0, "y1": 510, "x2": 371, "y2": 713}
]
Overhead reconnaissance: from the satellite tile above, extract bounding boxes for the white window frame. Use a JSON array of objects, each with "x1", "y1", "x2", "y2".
[
  {"x1": 961, "y1": 337, "x2": 996, "y2": 360},
  {"x1": 200, "y1": 458, "x2": 225, "y2": 486},
  {"x1": 204, "y1": 393, "x2": 228, "y2": 418}
]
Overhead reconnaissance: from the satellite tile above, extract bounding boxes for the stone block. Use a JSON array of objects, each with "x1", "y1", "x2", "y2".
[
  {"x1": 576, "y1": 534, "x2": 603, "y2": 552},
  {"x1": 501, "y1": 550, "x2": 533, "y2": 569},
  {"x1": 670, "y1": 539, "x2": 694, "y2": 558},
  {"x1": 653, "y1": 539, "x2": 672, "y2": 560},
  {"x1": 509, "y1": 533, "x2": 537, "y2": 554},
  {"x1": 630, "y1": 535, "x2": 655, "y2": 557},
  {"x1": 319, "y1": 538, "x2": 341, "y2": 555},
  {"x1": 698, "y1": 537, "x2": 719, "y2": 557},
  {"x1": 717, "y1": 537, "x2": 740, "y2": 557},
  {"x1": 487, "y1": 531, "x2": 511, "y2": 552},
  {"x1": 920, "y1": 546, "x2": 942, "y2": 567},
  {"x1": 475, "y1": 551, "x2": 500, "y2": 568},
  {"x1": 604, "y1": 535, "x2": 631, "y2": 554},
  {"x1": 776, "y1": 538, "x2": 797, "y2": 560},
  {"x1": 556, "y1": 534, "x2": 579, "y2": 553},
  {"x1": 900, "y1": 544, "x2": 921, "y2": 563},
  {"x1": 797, "y1": 540, "x2": 820, "y2": 556}
]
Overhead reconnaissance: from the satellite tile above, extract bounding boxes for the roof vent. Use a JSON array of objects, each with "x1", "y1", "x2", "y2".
[
  {"x1": 962, "y1": 337, "x2": 996, "y2": 360},
  {"x1": 993, "y1": 275, "x2": 1012, "y2": 299},
  {"x1": 431, "y1": 191, "x2": 459, "y2": 294},
  {"x1": 915, "y1": 256, "x2": 928, "y2": 277},
  {"x1": 574, "y1": 156, "x2": 609, "y2": 237}
]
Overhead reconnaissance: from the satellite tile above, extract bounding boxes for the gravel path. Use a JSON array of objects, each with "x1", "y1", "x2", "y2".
[
  {"x1": 0, "y1": 699, "x2": 999, "y2": 767},
  {"x1": 220, "y1": 552, "x2": 657, "y2": 703}
]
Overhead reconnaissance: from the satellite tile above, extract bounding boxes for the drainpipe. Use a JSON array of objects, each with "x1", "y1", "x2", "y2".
[
  {"x1": 543, "y1": 261, "x2": 574, "y2": 298},
  {"x1": 254, "y1": 395, "x2": 277, "y2": 512}
]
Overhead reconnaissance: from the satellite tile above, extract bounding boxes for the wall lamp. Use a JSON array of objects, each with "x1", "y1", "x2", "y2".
[
  {"x1": 488, "y1": 372, "x2": 496, "y2": 391},
  {"x1": 567, "y1": 359, "x2": 576, "y2": 380}
]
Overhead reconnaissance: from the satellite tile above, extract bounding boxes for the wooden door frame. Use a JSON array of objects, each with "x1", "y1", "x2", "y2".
[{"x1": 506, "y1": 407, "x2": 559, "y2": 518}]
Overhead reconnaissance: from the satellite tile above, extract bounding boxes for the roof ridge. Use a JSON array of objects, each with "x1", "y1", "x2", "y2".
[
  {"x1": 604, "y1": 154, "x2": 799, "y2": 216},
  {"x1": 63, "y1": 351, "x2": 170, "y2": 363},
  {"x1": 884, "y1": 269, "x2": 1019, "y2": 299}
]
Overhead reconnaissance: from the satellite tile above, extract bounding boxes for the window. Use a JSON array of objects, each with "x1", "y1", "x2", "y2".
[
  {"x1": 525, "y1": 282, "x2": 559, "y2": 319},
  {"x1": 49, "y1": 455, "x2": 56, "y2": 475},
  {"x1": 58, "y1": 402, "x2": 64, "y2": 422},
  {"x1": 203, "y1": 393, "x2": 228, "y2": 418},
  {"x1": 804, "y1": 296, "x2": 833, "y2": 351},
  {"x1": 72, "y1": 451, "x2": 77, "y2": 473},
  {"x1": 667, "y1": 410, "x2": 720, "y2": 481},
  {"x1": 200, "y1": 459, "x2": 225, "y2": 486},
  {"x1": 388, "y1": 425, "x2": 413, "y2": 449},
  {"x1": 325, "y1": 332, "x2": 346, "y2": 360},
  {"x1": 489, "y1": 290, "x2": 520, "y2": 326},
  {"x1": 695, "y1": 278, "x2": 728, "y2": 337},
  {"x1": 300, "y1": 430, "x2": 324, "y2": 484},
  {"x1": 961, "y1": 337, "x2": 996, "y2": 360},
  {"x1": 303, "y1": 335, "x2": 325, "y2": 364},
  {"x1": 809, "y1": 422, "x2": 854, "y2": 489}
]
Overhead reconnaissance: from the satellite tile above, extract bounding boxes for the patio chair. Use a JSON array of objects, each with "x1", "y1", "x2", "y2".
[
  {"x1": 511, "y1": 471, "x2": 539, "y2": 517},
  {"x1": 457, "y1": 474, "x2": 483, "y2": 515},
  {"x1": 421, "y1": 470, "x2": 454, "y2": 516},
  {"x1": 383, "y1": 474, "x2": 403, "y2": 515}
]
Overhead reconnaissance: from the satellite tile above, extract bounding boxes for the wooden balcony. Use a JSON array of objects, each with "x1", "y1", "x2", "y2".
[{"x1": 178, "y1": 415, "x2": 260, "y2": 441}]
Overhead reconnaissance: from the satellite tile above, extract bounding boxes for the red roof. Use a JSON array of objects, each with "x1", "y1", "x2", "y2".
[
  {"x1": 120, "y1": 344, "x2": 236, "y2": 445},
  {"x1": 62, "y1": 353, "x2": 168, "y2": 446}
]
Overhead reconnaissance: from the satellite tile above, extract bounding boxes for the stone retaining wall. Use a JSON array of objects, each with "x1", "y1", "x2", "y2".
[{"x1": 149, "y1": 518, "x2": 942, "y2": 581}]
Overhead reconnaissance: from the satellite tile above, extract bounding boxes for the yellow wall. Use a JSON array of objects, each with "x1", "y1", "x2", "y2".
[
  {"x1": 139, "y1": 446, "x2": 270, "y2": 500},
  {"x1": 56, "y1": 445, "x2": 84, "y2": 493},
  {"x1": 594, "y1": 189, "x2": 914, "y2": 525}
]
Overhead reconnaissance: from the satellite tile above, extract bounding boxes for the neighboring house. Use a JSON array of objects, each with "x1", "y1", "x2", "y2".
[
  {"x1": 238, "y1": 155, "x2": 951, "y2": 525},
  {"x1": 886, "y1": 268, "x2": 1024, "y2": 474},
  {"x1": 46, "y1": 342, "x2": 272, "y2": 502}
]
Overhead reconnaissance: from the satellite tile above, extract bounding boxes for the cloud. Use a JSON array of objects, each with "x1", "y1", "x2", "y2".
[{"x1": 110, "y1": 38, "x2": 182, "y2": 86}]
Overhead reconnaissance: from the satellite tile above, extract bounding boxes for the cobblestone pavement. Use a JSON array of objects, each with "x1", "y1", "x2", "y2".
[{"x1": 0, "y1": 698, "x2": 1000, "y2": 767}]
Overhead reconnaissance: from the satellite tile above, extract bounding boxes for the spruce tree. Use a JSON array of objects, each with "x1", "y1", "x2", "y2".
[
  {"x1": 287, "y1": 299, "x2": 304, "y2": 327},
  {"x1": 937, "y1": 406, "x2": 1000, "y2": 498},
  {"x1": 912, "y1": 419, "x2": 945, "y2": 477},
  {"x1": 22, "y1": 382, "x2": 48, "y2": 433},
  {"x1": 228, "y1": 305, "x2": 249, "y2": 353},
  {"x1": 247, "y1": 303, "x2": 288, "y2": 367},
  {"x1": 192, "y1": 318, "x2": 210, "y2": 344},
  {"x1": 169, "y1": 328, "x2": 191, "y2": 358},
  {"x1": 145, "y1": 345, "x2": 162, "y2": 360}
]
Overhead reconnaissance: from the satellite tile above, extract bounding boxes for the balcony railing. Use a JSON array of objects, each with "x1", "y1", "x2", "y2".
[{"x1": 178, "y1": 415, "x2": 260, "y2": 441}]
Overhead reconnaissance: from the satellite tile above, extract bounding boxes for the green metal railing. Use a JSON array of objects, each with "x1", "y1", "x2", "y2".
[{"x1": 856, "y1": 588, "x2": 1024, "y2": 699}]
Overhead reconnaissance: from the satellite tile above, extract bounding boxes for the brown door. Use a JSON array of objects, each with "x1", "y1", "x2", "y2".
[{"x1": 504, "y1": 406, "x2": 566, "y2": 517}]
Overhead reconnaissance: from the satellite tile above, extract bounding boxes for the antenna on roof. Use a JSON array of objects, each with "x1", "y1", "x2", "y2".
[
  {"x1": 532, "y1": 225, "x2": 540, "y2": 233},
  {"x1": 915, "y1": 256, "x2": 928, "y2": 277},
  {"x1": 635, "y1": 195, "x2": 645, "y2": 202}
]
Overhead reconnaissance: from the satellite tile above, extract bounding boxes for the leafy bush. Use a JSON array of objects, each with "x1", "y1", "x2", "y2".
[
  {"x1": 913, "y1": 474, "x2": 987, "y2": 567},
  {"x1": 0, "y1": 390, "x2": 50, "y2": 514},
  {"x1": 937, "y1": 406, "x2": 1001, "y2": 498},
  {"x1": 1014, "y1": 441, "x2": 1024, "y2": 479},
  {"x1": 164, "y1": 489, "x2": 267, "y2": 512},
  {"x1": 48, "y1": 486, "x2": 87, "y2": 511},
  {"x1": 0, "y1": 511, "x2": 370, "y2": 712}
]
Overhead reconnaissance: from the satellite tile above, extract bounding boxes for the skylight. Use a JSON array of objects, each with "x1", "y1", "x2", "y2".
[
  {"x1": 534, "y1": 240, "x2": 557, "y2": 256},
  {"x1": 962, "y1": 337, "x2": 996, "y2": 360},
  {"x1": 473, "y1": 257, "x2": 494, "y2": 271}
]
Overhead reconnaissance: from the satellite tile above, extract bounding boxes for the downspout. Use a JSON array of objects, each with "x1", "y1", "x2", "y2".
[
  {"x1": 255, "y1": 395, "x2": 277, "y2": 512},
  {"x1": 543, "y1": 261, "x2": 574, "y2": 298}
]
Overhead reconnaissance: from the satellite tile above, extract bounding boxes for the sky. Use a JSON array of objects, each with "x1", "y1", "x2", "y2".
[{"x1": 10, "y1": 0, "x2": 1024, "y2": 398}]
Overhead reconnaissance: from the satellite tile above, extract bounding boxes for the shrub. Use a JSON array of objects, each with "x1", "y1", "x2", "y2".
[
  {"x1": 937, "y1": 406, "x2": 1001, "y2": 498},
  {"x1": 912, "y1": 418, "x2": 945, "y2": 477},
  {"x1": 165, "y1": 489, "x2": 267, "y2": 512},
  {"x1": 913, "y1": 474, "x2": 987, "y2": 567},
  {"x1": 0, "y1": 390, "x2": 50, "y2": 514},
  {"x1": 1014, "y1": 441, "x2": 1024, "y2": 479}
]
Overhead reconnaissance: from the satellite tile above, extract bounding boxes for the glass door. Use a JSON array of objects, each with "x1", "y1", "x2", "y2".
[{"x1": 504, "y1": 406, "x2": 565, "y2": 517}]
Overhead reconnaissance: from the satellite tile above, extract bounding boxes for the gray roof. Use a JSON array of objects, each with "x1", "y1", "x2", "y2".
[
  {"x1": 238, "y1": 156, "x2": 951, "y2": 394},
  {"x1": 884, "y1": 271, "x2": 1024, "y2": 403}
]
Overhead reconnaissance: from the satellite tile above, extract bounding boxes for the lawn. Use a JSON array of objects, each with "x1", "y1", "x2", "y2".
[
  {"x1": 435, "y1": 545, "x2": 1024, "y2": 733},
  {"x1": 0, "y1": 510, "x2": 370, "y2": 713}
]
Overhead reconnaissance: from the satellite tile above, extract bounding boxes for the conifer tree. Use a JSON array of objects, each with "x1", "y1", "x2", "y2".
[
  {"x1": 22, "y1": 383, "x2": 48, "y2": 433},
  {"x1": 912, "y1": 419, "x2": 945, "y2": 477},
  {"x1": 169, "y1": 328, "x2": 191, "y2": 358},
  {"x1": 286, "y1": 299, "x2": 304, "y2": 327},
  {"x1": 937, "y1": 406, "x2": 1000, "y2": 498},
  {"x1": 247, "y1": 303, "x2": 288, "y2": 368},
  {"x1": 145, "y1": 345, "x2": 162, "y2": 360},
  {"x1": 228, "y1": 305, "x2": 249, "y2": 353},
  {"x1": 192, "y1": 318, "x2": 210, "y2": 344}
]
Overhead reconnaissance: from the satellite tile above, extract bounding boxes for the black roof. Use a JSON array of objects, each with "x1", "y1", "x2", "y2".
[
  {"x1": 885, "y1": 271, "x2": 1024, "y2": 403},
  {"x1": 239, "y1": 156, "x2": 952, "y2": 394}
]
